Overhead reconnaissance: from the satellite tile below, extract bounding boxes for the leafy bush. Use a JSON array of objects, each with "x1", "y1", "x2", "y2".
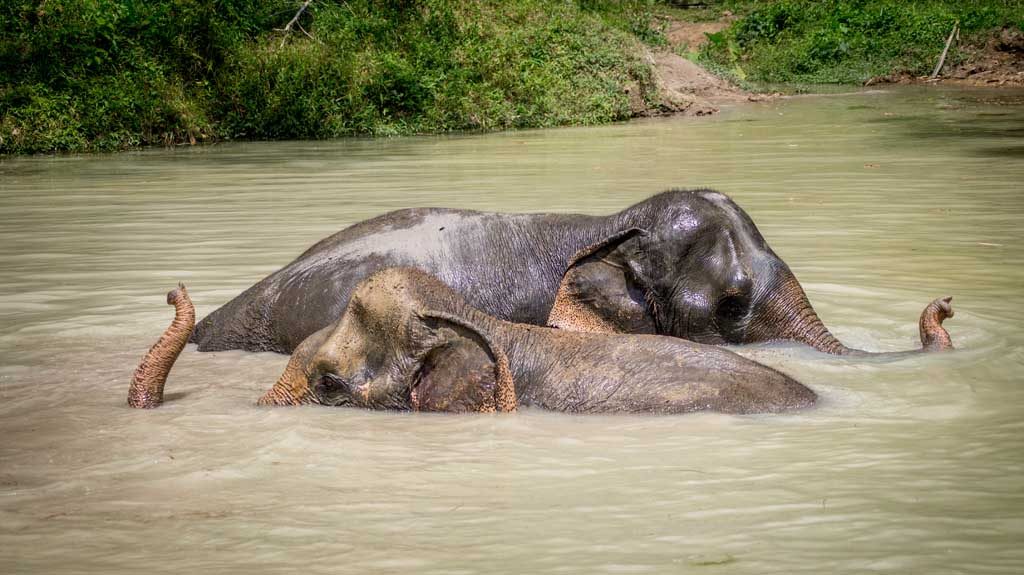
[
  {"x1": 700, "y1": 0, "x2": 1024, "y2": 85},
  {"x1": 1, "y1": 0, "x2": 656, "y2": 154}
]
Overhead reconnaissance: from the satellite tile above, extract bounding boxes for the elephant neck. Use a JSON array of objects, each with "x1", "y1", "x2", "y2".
[
  {"x1": 467, "y1": 310, "x2": 570, "y2": 400},
  {"x1": 533, "y1": 213, "x2": 625, "y2": 278},
  {"x1": 612, "y1": 203, "x2": 649, "y2": 232},
  {"x1": 493, "y1": 213, "x2": 624, "y2": 321}
]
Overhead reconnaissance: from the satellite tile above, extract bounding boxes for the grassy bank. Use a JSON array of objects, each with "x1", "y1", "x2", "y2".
[
  {"x1": 7, "y1": 1, "x2": 1021, "y2": 155},
  {"x1": 697, "y1": 0, "x2": 1024, "y2": 85},
  {"x1": 0, "y1": 0, "x2": 665, "y2": 154}
]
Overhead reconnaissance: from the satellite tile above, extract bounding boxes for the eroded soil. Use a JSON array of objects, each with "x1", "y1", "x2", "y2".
[
  {"x1": 868, "y1": 27, "x2": 1024, "y2": 87},
  {"x1": 632, "y1": 15, "x2": 764, "y2": 118}
]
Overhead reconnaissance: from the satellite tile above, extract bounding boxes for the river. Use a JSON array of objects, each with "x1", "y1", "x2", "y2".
[{"x1": 2, "y1": 86, "x2": 1023, "y2": 573}]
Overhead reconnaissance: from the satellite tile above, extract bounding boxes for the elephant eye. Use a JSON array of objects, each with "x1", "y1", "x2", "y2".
[{"x1": 316, "y1": 373, "x2": 354, "y2": 396}]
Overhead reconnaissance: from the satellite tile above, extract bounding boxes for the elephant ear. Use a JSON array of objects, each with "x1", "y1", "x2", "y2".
[
  {"x1": 547, "y1": 228, "x2": 656, "y2": 334},
  {"x1": 411, "y1": 311, "x2": 516, "y2": 413}
]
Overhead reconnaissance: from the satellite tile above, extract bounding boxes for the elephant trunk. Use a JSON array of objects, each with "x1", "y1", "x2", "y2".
[
  {"x1": 256, "y1": 325, "x2": 332, "y2": 406},
  {"x1": 747, "y1": 272, "x2": 849, "y2": 355},
  {"x1": 256, "y1": 353, "x2": 313, "y2": 406},
  {"x1": 128, "y1": 284, "x2": 195, "y2": 408},
  {"x1": 749, "y1": 270, "x2": 955, "y2": 356},
  {"x1": 919, "y1": 296, "x2": 954, "y2": 352}
]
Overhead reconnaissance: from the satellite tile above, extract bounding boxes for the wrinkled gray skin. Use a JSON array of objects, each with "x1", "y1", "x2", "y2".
[
  {"x1": 257, "y1": 268, "x2": 816, "y2": 415},
  {"x1": 192, "y1": 189, "x2": 948, "y2": 357}
]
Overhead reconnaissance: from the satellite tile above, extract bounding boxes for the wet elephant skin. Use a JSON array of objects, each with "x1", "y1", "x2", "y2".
[
  {"x1": 192, "y1": 189, "x2": 952, "y2": 357},
  {"x1": 258, "y1": 267, "x2": 817, "y2": 415}
]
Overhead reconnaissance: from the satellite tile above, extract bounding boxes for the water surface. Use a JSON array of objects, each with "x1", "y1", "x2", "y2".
[{"x1": 2, "y1": 86, "x2": 1023, "y2": 573}]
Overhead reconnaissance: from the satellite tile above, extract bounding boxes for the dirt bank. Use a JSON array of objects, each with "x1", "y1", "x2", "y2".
[
  {"x1": 632, "y1": 16, "x2": 766, "y2": 118},
  {"x1": 867, "y1": 27, "x2": 1024, "y2": 88}
]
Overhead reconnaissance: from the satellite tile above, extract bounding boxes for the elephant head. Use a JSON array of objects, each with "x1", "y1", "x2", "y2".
[
  {"x1": 256, "y1": 271, "x2": 516, "y2": 412},
  {"x1": 549, "y1": 190, "x2": 954, "y2": 356}
]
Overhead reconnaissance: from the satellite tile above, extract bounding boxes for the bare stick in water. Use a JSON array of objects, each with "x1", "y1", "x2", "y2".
[
  {"x1": 128, "y1": 284, "x2": 195, "y2": 408},
  {"x1": 931, "y1": 23, "x2": 959, "y2": 79}
]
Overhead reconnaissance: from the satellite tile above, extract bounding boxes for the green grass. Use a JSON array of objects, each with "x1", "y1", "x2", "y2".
[
  {"x1": 9, "y1": 1, "x2": 1018, "y2": 154},
  {"x1": 698, "y1": 0, "x2": 1024, "y2": 85},
  {"x1": 0, "y1": 0, "x2": 663, "y2": 154}
]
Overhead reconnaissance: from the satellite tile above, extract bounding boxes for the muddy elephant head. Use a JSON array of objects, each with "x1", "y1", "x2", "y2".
[
  {"x1": 256, "y1": 273, "x2": 516, "y2": 412},
  {"x1": 550, "y1": 190, "x2": 953, "y2": 356}
]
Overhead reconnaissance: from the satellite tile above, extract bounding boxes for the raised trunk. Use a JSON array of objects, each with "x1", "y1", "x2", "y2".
[
  {"x1": 919, "y1": 296, "x2": 955, "y2": 352},
  {"x1": 128, "y1": 284, "x2": 195, "y2": 408}
]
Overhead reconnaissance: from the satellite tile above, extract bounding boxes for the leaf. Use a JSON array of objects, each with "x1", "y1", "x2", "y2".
[{"x1": 704, "y1": 30, "x2": 726, "y2": 48}]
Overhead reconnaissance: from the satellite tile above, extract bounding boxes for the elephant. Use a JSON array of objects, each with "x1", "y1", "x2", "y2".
[
  {"x1": 190, "y1": 189, "x2": 955, "y2": 357},
  {"x1": 254, "y1": 267, "x2": 819, "y2": 414},
  {"x1": 129, "y1": 274, "x2": 953, "y2": 412}
]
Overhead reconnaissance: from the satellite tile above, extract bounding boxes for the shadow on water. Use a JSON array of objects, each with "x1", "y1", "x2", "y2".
[
  {"x1": 866, "y1": 114, "x2": 1024, "y2": 140},
  {"x1": 968, "y1": 145, "x2": 1024, "y2": 158},
  {"x1": 861, "y1": 90, "x2": 1024, "y2": 160}
]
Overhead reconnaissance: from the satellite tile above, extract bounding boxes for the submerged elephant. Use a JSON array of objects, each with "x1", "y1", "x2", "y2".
[
  {"x1": 191, "y1": 189, "x2": 954, "y2": 357},
  {"x1": 129, "y1": 274, "x2": 954, "y2": 412},
  {"x1": 255, "y1": 267, "x2": 818, "y2": 414},
  {"x1": 130, "y1": 275, "x2": 814, "y2": 413}
]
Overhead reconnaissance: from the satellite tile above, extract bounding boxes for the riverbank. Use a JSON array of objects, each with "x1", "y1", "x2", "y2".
[
  {"x1": 866, "y1": 27, "x2": 1024, "y2": 87},
  {"x1": 0, "y1": 1, "x2": 674, "y2": 155},
  {"x1": 3, "y1": 1, "x2": 1021, "y2": 156},
  {"x1": 695, "y1": 1, "x2": 1023, "y2": 88}
]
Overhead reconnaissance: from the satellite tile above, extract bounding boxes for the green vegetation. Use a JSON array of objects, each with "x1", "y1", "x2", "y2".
[
  {"x1": 0, "y1": 0, "x2": 664, "y2": 154},
  {"x1": 699, "y1": 0, "x2": 1024, "y2": 85},
  {"x1": 6, "y1": 1, "x2": 1022, "y2": 155}
]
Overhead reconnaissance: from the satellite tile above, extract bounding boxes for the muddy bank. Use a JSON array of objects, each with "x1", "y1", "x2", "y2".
[
  {"x1": 867, "y1": 27, "x2": 1024, "y2": 88},
  {"x1": 630, "y1": 16, "x2": 765, "y2": 118}
]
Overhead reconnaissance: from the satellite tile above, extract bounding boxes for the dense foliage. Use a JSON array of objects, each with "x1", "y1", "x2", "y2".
[
  {"x1": 700, "y1": 0, "x2": 1024, "y2": 85},
  {"x1": 0, "y1": 0, "x2": 661, "y2": 154},
  {"x1": 6, "y1": 1, "x2": 1021, "y2": 154}
]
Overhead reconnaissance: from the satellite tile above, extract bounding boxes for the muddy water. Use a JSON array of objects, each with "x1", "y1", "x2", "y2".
[{"x1": 2, "y1": 86, "x2": 1023, "y2": 573}]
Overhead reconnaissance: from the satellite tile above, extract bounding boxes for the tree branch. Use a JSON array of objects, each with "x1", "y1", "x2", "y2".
[
  {"x1": 279, "y1": 0, "x2": 313, "y2": 48},
  {"x1": 930, "y1": 22, "x2": 959, "y2": 79}
]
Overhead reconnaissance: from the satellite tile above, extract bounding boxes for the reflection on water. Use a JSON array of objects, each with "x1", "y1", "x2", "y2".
[{"x1": 2, "y1": 86, "x2": 1023, "y2": 573}]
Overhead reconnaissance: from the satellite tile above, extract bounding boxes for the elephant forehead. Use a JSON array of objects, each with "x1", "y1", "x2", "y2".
[
  {"x1": 314, "y1": 332, "x2": 365, "y2": 367},
  {"x1": 696, "y1": 189, "x2": 734, "y2": 205},
  {"x1": 700, "y1": 194, "x2": 765, "y2": 245},
  {"x1": 350, "y1": 274, "x2": 424, "y2": 320},
  {"x1": 317, "y1": 310, "x2": 386, "y2": 361}
]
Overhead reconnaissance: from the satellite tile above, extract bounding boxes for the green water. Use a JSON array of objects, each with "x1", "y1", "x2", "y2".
[{"x1": 1, "y1": 86, "x2": 1023, "y2": 573}]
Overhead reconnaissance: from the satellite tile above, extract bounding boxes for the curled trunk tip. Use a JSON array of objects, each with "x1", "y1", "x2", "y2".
[
  {"x1": 919, "y1": 296, "x2": 955, "y2": 352},
  {"x1": 128, "y1": 284, "x2": 195, "y2": 408},
  {"x1": 167, "y1": 282, "x2": 186, "y2": 305}
]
